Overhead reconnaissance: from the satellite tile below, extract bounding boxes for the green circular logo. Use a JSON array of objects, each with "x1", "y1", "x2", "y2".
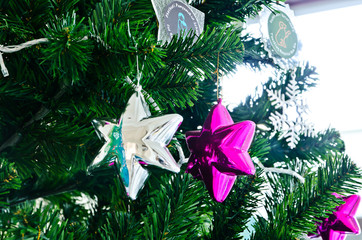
[{"x1": 268, "y1": 11, "x2": 298, "y2": 59}]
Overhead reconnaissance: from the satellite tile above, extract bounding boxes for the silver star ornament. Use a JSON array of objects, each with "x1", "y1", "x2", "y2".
[{"x1": 88, "y1": 90, "x2": 183, "y2": 200}]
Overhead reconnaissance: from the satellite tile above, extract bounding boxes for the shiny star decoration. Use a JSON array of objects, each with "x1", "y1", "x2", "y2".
[
  {"x1": 186, "y1": 99, "x2": 256, "y2": 202},
  {"x1": 88, "y1": 89, "x2": 183, "y2": 200},
  {"x1": 309, "y1": 194, "x2": 361, "y2": 240}
]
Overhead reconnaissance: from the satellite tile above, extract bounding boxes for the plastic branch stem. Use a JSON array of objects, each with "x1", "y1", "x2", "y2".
[{"x1": 0, "y1": 85, "x2": 67, "y2": 153}]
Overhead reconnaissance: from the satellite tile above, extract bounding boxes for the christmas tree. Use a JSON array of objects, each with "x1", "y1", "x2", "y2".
[{"x1": 1, "y1": 0, "x2": 361, "y2": 239}]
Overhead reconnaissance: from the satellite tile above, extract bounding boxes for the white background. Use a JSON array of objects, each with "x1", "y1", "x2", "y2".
[{"x1": 223, "y1": 4, "x2": 362, "y2": 234}]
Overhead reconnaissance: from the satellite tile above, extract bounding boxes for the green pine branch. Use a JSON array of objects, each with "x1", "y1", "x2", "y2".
[
  {"x1": 262, "y1": 128, "x2": 345, "y2": 167},
  {"x1": 143, "y1": 65, "x2": 199, "y2": 112},
  {"x1": 192, "y1": 0, "x2": 279, "y2": 26},
  {"x1": 242, "y1": 35, "x2": 275, "y2": 69},
  {"x1": 0, "y1": 200, "x2": 88, "y2": 239},
  {"x1": 41, "y1": 12, "x2": 93, "y2": 84},
  {"x1": 0, "y1": 158, "x2": 21, "y2": 209},
  {"x1": 139, "y1": 173, "x2": 209, "y2": 239},
  {"x1": 252, "y1": 155, "x2": 362, "y2": 240},
  {"x1": 204, "y1": 170, "x2": 264, "y2": 239},
  {"x1": 94, "y1": 172, "x2": 209, "y2": 239},
  {"x1": 231, "y1": 63, "x2": 318, "y2": 125},
  {"x1": 164, "y1": 27, "x2": 245, "y2": 79}
]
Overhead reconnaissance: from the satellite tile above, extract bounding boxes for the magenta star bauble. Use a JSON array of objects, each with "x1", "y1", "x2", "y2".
[
  {"x1": 185, "y1": 99, "x2": 256, "y2": 202},
  {"x1": 309, "y1": 193, "x2": 361, "y2": 240}
]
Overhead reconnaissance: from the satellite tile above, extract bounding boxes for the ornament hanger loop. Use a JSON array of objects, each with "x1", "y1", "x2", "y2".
[
  {"x1": 136, "y1": 43, "x2": 140, "y2": 87},
  {"x1": 127, "y1": 19, "x2": 146, "y2": 88},
  {"x1": 135, "y1": 84, "x2": 142, "y2": 93}
]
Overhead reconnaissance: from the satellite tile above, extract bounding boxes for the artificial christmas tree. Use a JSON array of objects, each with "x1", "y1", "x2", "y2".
[{"x1": 0, "y1": 0, "x2": 361, "y2": 239}]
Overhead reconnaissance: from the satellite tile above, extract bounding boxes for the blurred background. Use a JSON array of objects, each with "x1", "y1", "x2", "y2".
[{"x1": 223, "y1": 1, "x2": 362, "y2": 238}]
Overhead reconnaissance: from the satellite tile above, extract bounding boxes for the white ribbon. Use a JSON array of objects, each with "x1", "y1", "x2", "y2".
[{"x1": 253, "y1": 157, "x2": 305, "y2": 183}]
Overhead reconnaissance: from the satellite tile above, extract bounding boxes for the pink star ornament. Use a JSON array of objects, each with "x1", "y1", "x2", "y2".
[
  {"x1": 309, "y1": 194, "x2": 361, "y2": 240},
  {"x1": 186, "y1": 99, "x2": 256, "y2": 202}
]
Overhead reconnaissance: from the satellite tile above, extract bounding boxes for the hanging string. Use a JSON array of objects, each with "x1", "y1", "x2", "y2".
[
  {"x1": 127, "y1": 19, "x2": 147, "y2": 90},
  {"x1": 136, "y1": 45, "x2": 141, "y2": 88},
  {"x1": 125, "y1": 21, "x2": 157, "y2": 111},
  {"x1": 136, "y1": 52, "x2": 147, "y2": 89},
  {"x1": 123, "y1": 24, "x2": 185, "y2": 165},
  {"x1": 216, "y1": 51, "x2": 220, "y2": 100}
]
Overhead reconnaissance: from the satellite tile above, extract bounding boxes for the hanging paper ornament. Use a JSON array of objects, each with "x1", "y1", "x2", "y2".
[
  {"x1": 185, "y1": 99, "x2": 256, "y2": 202},
  {"x1": 267, "y1": 69, "x2": 315, "y2": 149},
  {"x1": 309, "y1": 194, "x2": 361, "y2": 240},
  {"x1": 151, "y1": 0, "x2": 205, "y2": 44},
  {"x1": 259, "y1": 2, "x2": 300, "y2": 68},
  {"x1": 88, "y1": 89, "x2": 183, "y2": 200}
]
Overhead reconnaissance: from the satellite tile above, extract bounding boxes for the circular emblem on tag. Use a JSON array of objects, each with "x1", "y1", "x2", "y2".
[
  {"x1": 268, "y1": 11, "x2": 298, "y2": 59},
  {"x1": 163, "y1": 1, "x2": 201, "y2": 40}
]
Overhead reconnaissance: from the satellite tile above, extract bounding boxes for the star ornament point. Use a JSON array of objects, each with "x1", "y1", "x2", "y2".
[
  {"x1": 310, "y1": 194, "x2": 361, "y2": 240},
  {"x1": 89, "y1": 90, "x2": 183, "y2": 200},
  {"x1": 89, "y1": 118, "x2": 124, "y2": 170},
  {"x1": 186, "y1": 100, "x2": 256, "y2": 202}
]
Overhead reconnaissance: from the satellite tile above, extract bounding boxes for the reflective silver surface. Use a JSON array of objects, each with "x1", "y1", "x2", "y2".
[{"x1": 88, "y1": 90, "x2": 183, "y2": 199}]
